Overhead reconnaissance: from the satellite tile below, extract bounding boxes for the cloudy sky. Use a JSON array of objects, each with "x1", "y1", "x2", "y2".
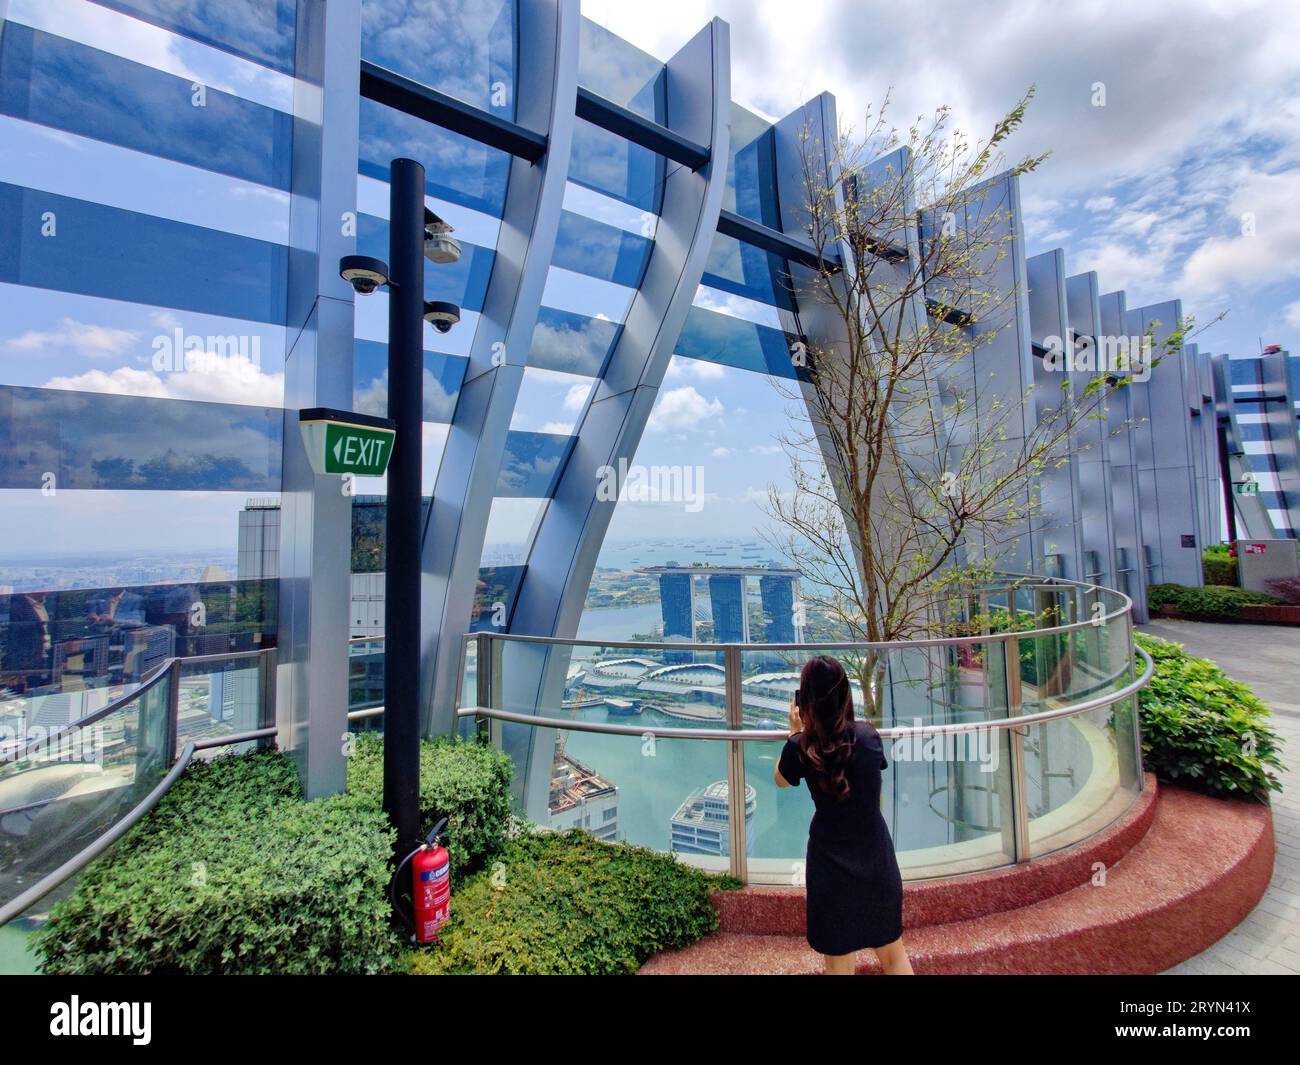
[
  {"x1": 3, "y1": 0, "x2": 1297, "y2": 566},
  {"x1": 587, "y1": 0, "x2": 1300, "y2": 357},
  {"x1": 578, "y1": 0, "x2": 1300, "y2": 547}
]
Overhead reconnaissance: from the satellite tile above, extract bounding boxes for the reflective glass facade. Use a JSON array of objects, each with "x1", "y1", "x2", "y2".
[{"x1": 0, "y1": 0, "x2": 1291, "y2": 806}]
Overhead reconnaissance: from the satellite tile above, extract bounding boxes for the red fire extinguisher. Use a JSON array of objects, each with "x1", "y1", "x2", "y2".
[{"x1": 391, "y1": 816, "x2": 450, "y2": 945}]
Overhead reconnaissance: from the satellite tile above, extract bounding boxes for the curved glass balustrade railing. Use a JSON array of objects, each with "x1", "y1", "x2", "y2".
[
  {"x1": 454, "y1": 576, "x2": 1150, "y2": 884},
  {"x1": 0, "y1": 648, "x2": 278, "y2": 972}
]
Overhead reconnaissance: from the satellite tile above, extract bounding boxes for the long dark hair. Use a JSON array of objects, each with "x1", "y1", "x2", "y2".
[{"x1": 797, "y1": 655, "x2": 856, "y2": 801}]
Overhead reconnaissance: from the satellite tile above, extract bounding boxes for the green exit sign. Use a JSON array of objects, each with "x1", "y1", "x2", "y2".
[
  {"x1": 1234, "y1": 480, "x2": 1259, "y2": 495},
  {"x1": 298, "y1": 408, "x2": 396, "y2": 477}
]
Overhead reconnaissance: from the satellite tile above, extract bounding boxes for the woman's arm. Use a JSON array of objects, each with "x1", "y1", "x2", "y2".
[{"x1": 775, "y1": 698, "x2": 801, "y2": 788}]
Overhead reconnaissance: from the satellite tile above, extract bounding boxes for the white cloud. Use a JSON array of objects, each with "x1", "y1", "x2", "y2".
[
  {"x1": 711, "y1": 446, "x2": 735, "y2": 457},
  {"x1": 7, "y1": 318, "x2": 138, "y2": 359},
  {"x1": 647, "y1": 386, "x2": 724, "y2": 431},
  {"x1": 1284, "y1": 299, "x2": 1300, "y2": 330},
  {"x1": 45, "y1": 353, "x2": 284, "y2": 407},
  {"x1": 563, "y1": 382, "x2": 593, "y2": 411},
  {"x1": 1178, "y1": 169, "x2": 1300, "y2": 299},
  {"x1": 666, "y1": 354, "x2": 727, "y2": 381},
  {"x1": 1085, "y1": 196, "x2": 1116, "y2": 212}
]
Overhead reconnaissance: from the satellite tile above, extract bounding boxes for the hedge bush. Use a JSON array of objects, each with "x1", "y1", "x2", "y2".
[
  {"x1": 346, "y1": 733, "x2": 513, "y2": 878},
  {"x1": 1147, "y1": 582, "x2": 1277, "y2": 621},
  {"x1": 1201, "y1": 549, "x2": 1238, "y2": 586},
  {"x1": 406, "y1": 830, "x2": 735, "y2": 975},
  {"x1": 37, "y1": 750, "x2": 401, "y2": 975},
  {"x1": 1135, "y1": 633, "x2": 1284, "y2": 802}
]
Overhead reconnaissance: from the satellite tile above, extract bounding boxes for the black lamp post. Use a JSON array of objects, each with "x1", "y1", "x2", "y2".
[{"x1": 340, "y1": 157, "x2": 459, "y2": 859}]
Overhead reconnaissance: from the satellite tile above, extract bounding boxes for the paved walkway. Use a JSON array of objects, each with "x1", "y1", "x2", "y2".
[{"x1": 1138, "y1": 619, "x2": 1300, "y2": 975}]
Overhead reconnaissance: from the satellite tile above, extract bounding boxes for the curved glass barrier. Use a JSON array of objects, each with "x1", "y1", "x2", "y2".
[
  {"x1": 0, "y1": 647, "x2": 276, "y2": 972},
  {"x1": 0, "y1": 667, "x2": 172, "y2": 970},
  {"x1": 456, "y1": 576, "x2": 1148, "y2": 884}
]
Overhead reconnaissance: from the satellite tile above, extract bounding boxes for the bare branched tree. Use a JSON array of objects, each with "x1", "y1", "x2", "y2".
[{"x1": 762, "y1": 91, "x2": 1197, "y2": 715}]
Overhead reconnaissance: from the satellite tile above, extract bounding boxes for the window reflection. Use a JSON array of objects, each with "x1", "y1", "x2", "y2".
[
  {"x1": 0, "y1": 24, "x2": 292, "y2": 188},
  {"x1": 0, "y1": 185, "x2": 288, "y2": 323},
  {"x1": 0, "y1": 578, "x2": 276, "y2": 700},
  {"x1": 527, "y1": 308, "x2": 621, "y2": 378},
  {"x1": 496, "y1": 431, "x2": 574, "y2": 497},
  {"x1": 675, "y1": 306, "x2": 800, "y2": 379},
  {"x1": 725, "y1": 105, "x2": 781, "y2": 228},
  {"x1": 568, "y1": 119, "x2": 666, "y2": 214},
  {"x1": 553, "y1": 210, "x2": 654, "y2": 289},
  {"x1": 361, "y1": 0, "x2": 516, "y2": 118},
  {"x1": 360, "y1": 98, "x2": 511, "y2": 218},
  {"x1": 470, "y1": 564, "x2": 526, "y2": 631},
  {"x1": 0, "y1": 385, "x2": 281, "y2": 491},
  {"x1": 88, "y1": 0, "x2": 298, "y2": 74},
  {"x1": 702, "y1": 231, "x2": 795, "y2": 313},
  {"x1": 578, "y1": 18, "x2": 665, "y2": 121},
  {"x1": 353, "y1": 340, "x2": 467, "y2": 424}
]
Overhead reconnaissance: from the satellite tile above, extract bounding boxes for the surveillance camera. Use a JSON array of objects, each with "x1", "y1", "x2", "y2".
[
  {"x1": 339, "y1": 255, "x2": 389, "y2": 295},
  {"x1": 423, "y1": 300, "x2": 460, "y2": 334},
  {"x1": 424, "y1": 219, "x2": 461, "y2": 265}
]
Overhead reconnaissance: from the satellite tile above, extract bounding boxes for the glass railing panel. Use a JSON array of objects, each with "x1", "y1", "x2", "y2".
[
  {"x1": 348, "y1": 638, "x2": 386, "y2": 729},
  {"x1": 740, "y1": 641, "x2": 1017, "y2": 882},
  {"x1": 550, "y1": 730, "x2": 729, "y2": 871},
  {"x1": 1014, "y1": 586, "x2": 1131, "y2": 712},
  {"x1": 176, "y1": 658, "x2": 263, "y2": 751},
  {"x1": 1024, "y1": 693, "x2": 1142, "y2": 857},
  {"x1": 485, "y1": 638, "x2": 729, "y2": 866},
  {"x1": 455, "y1": 637, "x2": 478, "y2": 742},
  {"x1": 0, "y1": 671, "x2": 172, "y2": 913}
]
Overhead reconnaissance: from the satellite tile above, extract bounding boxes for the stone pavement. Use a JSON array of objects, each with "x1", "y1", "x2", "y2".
[{"x1": 1138, "y1": 619, "x2": 1300, "y2": 975}]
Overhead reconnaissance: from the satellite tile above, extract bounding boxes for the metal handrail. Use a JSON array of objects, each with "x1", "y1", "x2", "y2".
[
  {"x1": 0, "y1": 742, "x2": 197, "y2": 928},
  {"x1": 1, "y1": 647, "x2": 277, "y2": 766},
  {"x1": 461, "y1": 574, "x2": 1131, "y2": 654},
  {"x1": 455, "y1": 645, "x2": 1153, "y2": 742}
]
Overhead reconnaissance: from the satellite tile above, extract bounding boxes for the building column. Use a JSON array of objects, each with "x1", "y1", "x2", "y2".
[
  {"x1": 276, "y1": 0, "x2": 362, "y2": 797},
  {"x1": 418, "y1": 0, "x2": 581, "y2": 739}
]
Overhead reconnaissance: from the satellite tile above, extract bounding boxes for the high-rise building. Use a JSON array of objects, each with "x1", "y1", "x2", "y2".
[
  {"x1": 759, "y1": 573, "x2": 800, "y2": 644},
  {"x1": 658, "y1": 571, "x2": 696, "y2": 642},
  {"x1": 236, "y1": 500, "x2": 282, "y2": 581},
  {"x1": 670, "y1": 781, "x2": 756, "y2": 857},
  {"x1": 708, "y1": 574, "x2": 748, "y2": 644}
]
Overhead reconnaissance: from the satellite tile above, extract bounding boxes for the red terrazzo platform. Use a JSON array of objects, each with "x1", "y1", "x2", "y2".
[
  {"x1": 640, "y1": 779, "x2": 1275, "y2": 975},
  {"x1": 715, "y1": 778, "x2": 1159, "y2": 937}
]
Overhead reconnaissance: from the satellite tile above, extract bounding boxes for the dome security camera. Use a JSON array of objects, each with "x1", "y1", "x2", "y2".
[
  {"x1": 423, "y1": 300, "x2": 460, "y2": 334},
  {"x1": 339, "y1": 255, "x2": 389, "y2": 295}
]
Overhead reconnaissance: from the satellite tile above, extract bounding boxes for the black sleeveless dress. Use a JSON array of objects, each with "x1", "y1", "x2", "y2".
[{"x1": 778, "y1": 720, "x2": 903, "y2": 954}]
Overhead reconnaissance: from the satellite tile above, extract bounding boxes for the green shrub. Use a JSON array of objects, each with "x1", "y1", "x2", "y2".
[
  {"x1": 406, "y1": 830, "x2": 736, "y2": 975},
  {"x1": 37, "y1": 750, "x2": 401, "y2": 975},
  {"x1": 1147, "y1": 582, "x2": 1277, "y2": 620},
  {"x1": 346, "y1": 733, "x2": 513, "y2": 878},
  {"x1": 1201, "y1": 551, "x2": 1238, "y2": 586},
  {"x1": 1135, "y1": 633, "x2": 1283, "y2": 802}
]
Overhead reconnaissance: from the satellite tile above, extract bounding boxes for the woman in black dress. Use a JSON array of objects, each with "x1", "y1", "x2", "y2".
[{"x1": 775, "y1": 655, "x2": 913, "y2": 975}]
